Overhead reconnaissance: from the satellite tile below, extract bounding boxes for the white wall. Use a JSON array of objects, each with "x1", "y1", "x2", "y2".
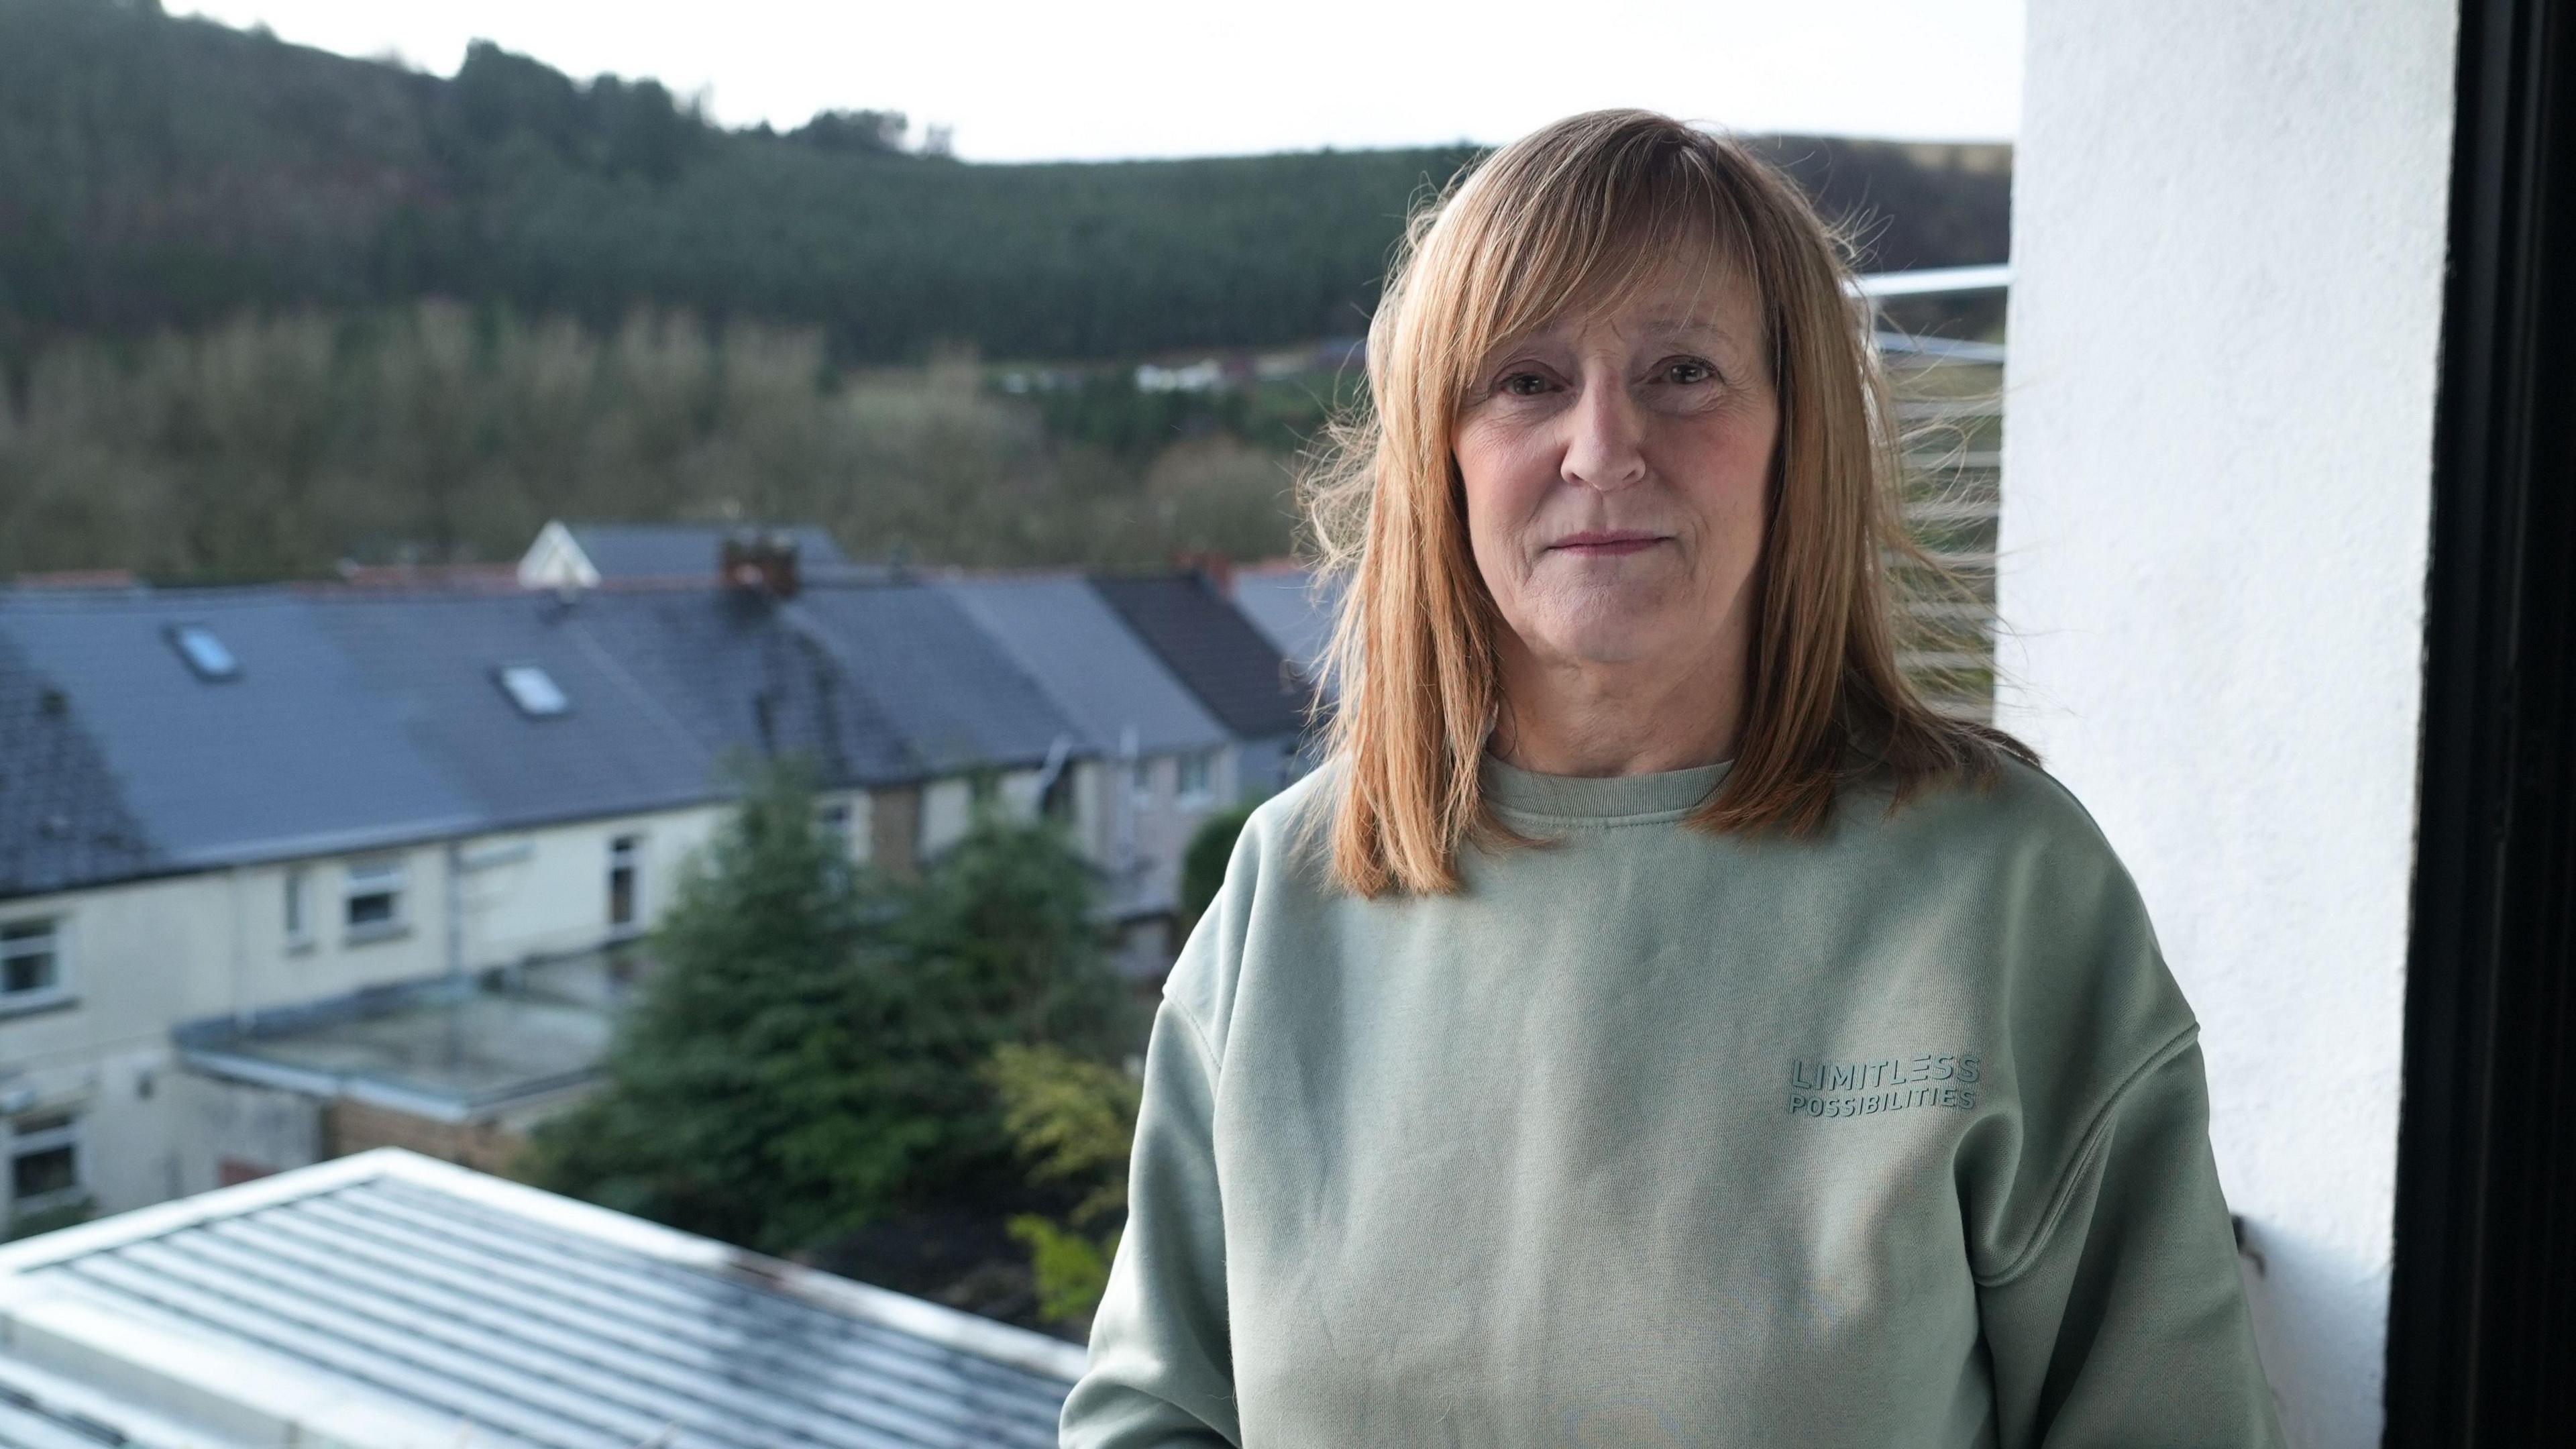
[
  {"x1": 0, "y1": 801, "x2": 731, "y2": 1218},
  {"x1": 1997, "y1": 2, "x2": 2456, "y2": 1444},
  {"x1": 1, "y1": 856, "x2": 462, "y2": 1220},
  {"x1": 453, "y1": 808, "x2": 729, "y2": 967},
  {"x1": 919, "y1": 768, "x2": 1049, "y2": 861},
  {"x1": 3, "y1": 757, "x2": 1198, "y2": 1221}
]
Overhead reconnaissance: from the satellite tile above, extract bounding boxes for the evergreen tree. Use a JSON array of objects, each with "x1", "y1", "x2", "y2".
[
  {"x1": 532, "y1": 757, "x2": 894, "y2": 1250},
  {"x1": 533, "y1": 758, "x2": 1144, "y2": 1256},
  {"x1": 1180, "y1": 802, "x2": 1256, "y2": 924},
  {"x1": 986, "y1": 1042, "x2": 1142, "y2": 1327}
]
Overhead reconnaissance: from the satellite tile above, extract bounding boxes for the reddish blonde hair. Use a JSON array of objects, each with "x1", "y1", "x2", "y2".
[{"x1": 1303, "y1": 109, "x2": 2029, "y2": 897}]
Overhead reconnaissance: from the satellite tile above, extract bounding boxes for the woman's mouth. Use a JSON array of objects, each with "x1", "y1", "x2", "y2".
[{"x1": 1548, "y1": 531, "x2": 1665, "y2": 557}]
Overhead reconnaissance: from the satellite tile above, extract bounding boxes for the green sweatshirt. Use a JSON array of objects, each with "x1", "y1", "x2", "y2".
[{"x1": 1061, "y1": 755, "x2": 2285, "y2": 1447}]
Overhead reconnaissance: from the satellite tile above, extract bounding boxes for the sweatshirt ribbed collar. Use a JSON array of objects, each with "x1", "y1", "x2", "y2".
[{"x1": 1480, "y1": 753, "x2": 1735, "y2": 822}]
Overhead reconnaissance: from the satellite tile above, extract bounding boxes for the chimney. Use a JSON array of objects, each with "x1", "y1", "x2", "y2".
[
  {"x1": 721, "y1": 529, "x2": 802, "y2": 598},
  {"x1": 1176, "y1": 551, "x2": 1235, "y2": 596}
]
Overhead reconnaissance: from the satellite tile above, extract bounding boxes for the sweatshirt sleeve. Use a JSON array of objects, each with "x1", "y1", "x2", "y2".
[
  {"x1": 1056, "y1": 994, "x2": 1241, "y2": 1446},
  {"x1": 1973, "y1": 1032, "x2": 2286, "y2": 1448}
]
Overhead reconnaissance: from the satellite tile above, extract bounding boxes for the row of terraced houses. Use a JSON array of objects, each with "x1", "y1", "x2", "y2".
[{"x1": 0, "y1": 523, "x2": 1336, "y2": 1232}]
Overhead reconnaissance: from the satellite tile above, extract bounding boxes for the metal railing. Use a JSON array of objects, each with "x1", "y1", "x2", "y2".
[{"x1": 1864, "y1": 266, "x2": 2008, "y2": 721}]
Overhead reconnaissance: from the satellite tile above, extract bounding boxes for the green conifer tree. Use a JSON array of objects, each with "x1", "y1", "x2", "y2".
[{"x1": 534, "y1": 758, "x2": 1145, "y2": 1257}]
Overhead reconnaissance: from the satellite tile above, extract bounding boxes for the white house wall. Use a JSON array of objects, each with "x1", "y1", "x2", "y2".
[
  {"x1": 2, "y1": 802, "x2": 727, "y2": 1218},
  {"x1": 451, "y1": 807, "x2": 729, "y2": 968},
  {"x1": 920, "y1": 779, "x2": 974, "y2": 859},
  {"x1": 0, "y1": 858, "x2": 449, "y2": 1221},
  {"x1": 5, "y1": 757, "x2": 1214, "y2": 1222},
  {"x1": 1998, "y1": 1, "x2": 2457, "y2": 1444},
  {"x1": 918, "y1": 769, "x2": 1048, "y2": 862}
]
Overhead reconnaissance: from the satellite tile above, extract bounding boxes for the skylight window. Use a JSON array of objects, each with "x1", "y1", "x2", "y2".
[
  {"x1": 167, "y1": 624, "x2": 239, "y2": 682},
  {"x1": 495, "y1": 664, "x2": 570, "y2": 718}
]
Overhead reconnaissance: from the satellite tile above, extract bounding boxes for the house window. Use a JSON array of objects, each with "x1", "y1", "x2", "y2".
[
  {"x1": 8, "y1": 1112, "x2": 80, "y2": 1215},
  {"x1": 343, "y1": 859, "x2": 407, "y2": 941},
  {"x1": 1129, "y1": 756, "x2": 1157, "y2": 811},
  {"x1": 1, "y1": 919, "x2": 64, "y2": 1008},
  {"x1": 816, "y1": 802, "x2": 854, "y2": 855},
  {"x1": 608, "y1": 835, "x2": 643, "y2": 929},
  {"x1": 284, "y1": 868, "x2": 311, "y2": 949},
  {"x1": 494, "y1": 663, "x2": 570, "y2": 718},
  {"x1": 166, "y1": 623, "x2": 240, "y2": 682},
  {"x1": 1177, "y1": 749, "x2": 1215, "y2": 807}
]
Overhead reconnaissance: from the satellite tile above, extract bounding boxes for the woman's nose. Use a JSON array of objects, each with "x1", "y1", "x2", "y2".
[{"x1": 1560, "y1": 380, "x2": 1648, "y2": 493}]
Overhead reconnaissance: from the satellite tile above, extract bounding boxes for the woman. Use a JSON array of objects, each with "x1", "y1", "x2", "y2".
[{"x1": 1061, "y1": 111, "x2": 2284, "y2": 1446}]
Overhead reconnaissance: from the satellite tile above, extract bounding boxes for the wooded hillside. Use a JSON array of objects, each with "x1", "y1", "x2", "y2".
[
  {"x1": 0, "y1": 0, "x2": 2010, "y2": 582},
  {"x1": 0, "y1": 0, "x2": 2009, "y2": 373}
]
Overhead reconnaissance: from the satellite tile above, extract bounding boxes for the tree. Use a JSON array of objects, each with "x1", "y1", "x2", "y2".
[
  {"x1": 532, "y1": 758, "x2": 1146, "y2": 1258},
  {"x1": 530, "y1": 757, "x2": 899, "y2": 1251},
  {"x1": 1181, "y1": 802, "x2": 1256, "y2": 923},
  {"x1": 981, "y1": 802, "x2": 1263, "y2": 1328},
  {"x1": 985, "y1": 1043, "x2": 1141, "y2": 1326}
]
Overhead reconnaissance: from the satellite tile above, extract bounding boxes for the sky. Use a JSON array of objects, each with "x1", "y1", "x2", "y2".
[{"x1": 175, "y1": 0, "x2": 2023, "y2": 162}]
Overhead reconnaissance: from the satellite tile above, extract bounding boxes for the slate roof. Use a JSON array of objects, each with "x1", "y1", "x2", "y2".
[
  {"x1": 940, "y1": 576, "x2": 1229, "y2": 757},
  {"x1": 787, "y1": 585, "x2": 1077, "y2": 775},
  {"x1": 0, "y1": 630, "x2": 158, "y2": 900},
  {"x1": 1228, "y1": 564, "x2": 1342, "y2": 695},
  {"x1": 306, "y1": 592, "x2": 751, "y2": 833},
  {"x1": 0, "y1": 581, "x2": 1088, "y2": 900},
  {"x1": 1088, "y1": 573, "x2": 1312, "y2": 741},
  {"x1": 566, "y1": 523, "x2": 850, "y2": 582},
  {"x1": 0, "y1": 590, "x2": 481, "y2": 877},
  {"x1": 0, "y1": 1149, "x2": 1081, "y2": 1449}
]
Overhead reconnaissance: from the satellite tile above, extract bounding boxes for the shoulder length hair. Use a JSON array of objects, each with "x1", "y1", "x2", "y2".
[{"x1": 1303, "y1": 109, "x2": 2032, "y2": 898}]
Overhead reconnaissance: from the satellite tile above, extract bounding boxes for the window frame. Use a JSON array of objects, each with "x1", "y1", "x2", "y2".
[
  {"x1": 494, "y1": 663, "x2": 571, "y2": 719},
  {"x1": 283, "y1": 866, "x2": 313, "y2": 952},
  {"x1": 166, "y1": 623, "x2": 240, "y2": 682},
  {"x1": 816, "y1": 800, "x2": 857, "y2": 860},
  {"x1": 1175, "y1": 749, "x2": 1216, "y2": 808},
  {"x1": 6, "y1": 1111, "x2": 83, "y2": 1218},
  {"x1": 341, "y1": 857, "x2": 409, "y2": 944},
  {"x1": 606, "y1": 833, "x2": 644, "y2": 932},
  {"x1": 2385, "y1": 0, "x2": 2576, "y2": 1430},
  {"x1": 0, "y1": 916, "x2": 70, "y2": 1016}
]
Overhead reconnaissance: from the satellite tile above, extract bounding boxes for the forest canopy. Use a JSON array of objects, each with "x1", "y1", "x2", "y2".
[
  {"x1": 0, "y1": 0, "x2": 2008, "y2": 372},
  {"x1": 0, "y1": 0, "x2": 2010, "y2": 582}
]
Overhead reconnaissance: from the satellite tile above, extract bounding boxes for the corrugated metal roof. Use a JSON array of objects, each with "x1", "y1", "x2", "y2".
[
  {"x1": 1088, "y1": 574, "x2": 1310, "y2": 741},
  {"x1": 0, "y1": 1150, "x2": 1080, "y2": 1449},
  {"x1": 0, "y1": 1355, "x2": 229, "y2": 1449},
  {"x1": 940, "y1": 577, "x2": 1228, "y2": 757}
]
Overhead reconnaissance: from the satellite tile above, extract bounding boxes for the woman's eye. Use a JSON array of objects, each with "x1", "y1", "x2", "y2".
[
  {"x1": 1498, "y1": 371, "x2": 1551, "y2": 397},
  {"x1": 1662, "y1": 358, "x2": 1716, "y2": 385}
]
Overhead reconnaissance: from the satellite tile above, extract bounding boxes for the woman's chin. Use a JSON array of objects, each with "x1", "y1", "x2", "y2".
[{"x1": 1525, "y1": 617, "x2": 1686, "y2": 669}]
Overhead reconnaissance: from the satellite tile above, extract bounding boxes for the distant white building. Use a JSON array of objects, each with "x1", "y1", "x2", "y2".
[{"x1": 516, "y1": 519, "x2": 856, "y2": 589}]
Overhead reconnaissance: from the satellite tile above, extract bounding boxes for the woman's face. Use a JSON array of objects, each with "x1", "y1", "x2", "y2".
[{"x1": 1453, "y1": 258, "x2": 1777, "y2": 679}]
